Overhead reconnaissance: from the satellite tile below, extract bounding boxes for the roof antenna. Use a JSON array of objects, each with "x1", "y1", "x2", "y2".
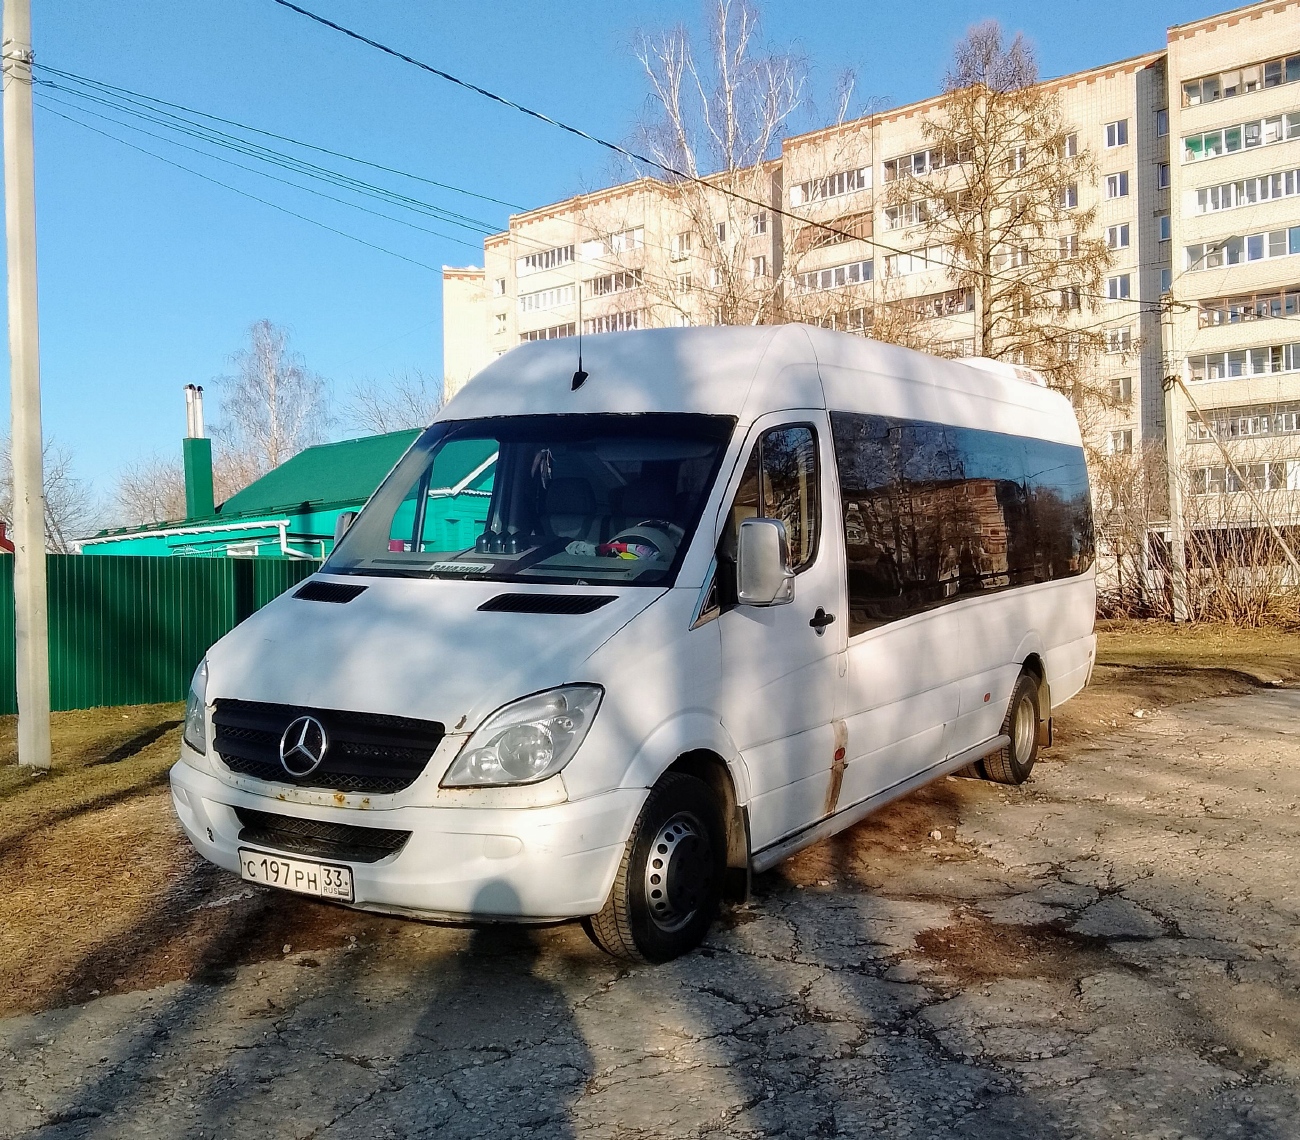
[{"x1": 572, "y1": 262, "x2": 587, "y2": 390}]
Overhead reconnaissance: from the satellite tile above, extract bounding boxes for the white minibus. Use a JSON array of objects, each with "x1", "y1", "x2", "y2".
[{"x1": 171, "y1": 326, "x2": 1095, "y2": 962}]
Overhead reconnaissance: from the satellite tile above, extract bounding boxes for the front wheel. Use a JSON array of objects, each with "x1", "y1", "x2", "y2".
[
  {"x1": 585, "y1": 772, "x2": 725, "y2": 963},
  {"x1": 982, "y1": 672, "x2": 1041, "y2": 785}
]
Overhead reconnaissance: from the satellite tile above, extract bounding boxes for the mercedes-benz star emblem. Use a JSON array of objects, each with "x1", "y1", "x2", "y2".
[{"x1": 279, "y1": 715, "x2": 329, "y2": 777}]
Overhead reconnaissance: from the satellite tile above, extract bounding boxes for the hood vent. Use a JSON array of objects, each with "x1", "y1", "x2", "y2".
[
  {"x1": 294, "y1": 580, "x2": 368, "y2": 604},
  {"x1": 478, "y1": 593, "x2": 616, "y2": 615}
]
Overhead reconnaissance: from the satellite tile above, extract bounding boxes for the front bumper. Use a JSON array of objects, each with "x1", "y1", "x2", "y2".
[{"x1": 169, "y1": 758, "x2": 645, "y2": 920}]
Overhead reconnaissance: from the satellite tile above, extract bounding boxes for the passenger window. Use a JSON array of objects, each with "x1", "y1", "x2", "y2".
[
  {"x1": 722, "y1": 425, "x2": 820, "y2": 572},
  {"x1": 830, "y1": 411, "x2": 1092, "y2": 636}
]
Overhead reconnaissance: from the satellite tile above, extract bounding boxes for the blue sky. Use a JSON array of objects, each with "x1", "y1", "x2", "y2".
[{"x1": 16, "y1": 0, "x2": 1228, "y2": 501}]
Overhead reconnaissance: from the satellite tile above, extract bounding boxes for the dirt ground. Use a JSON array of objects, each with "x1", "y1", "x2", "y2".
[{"x1": 0, "y1": 621, "x2": 1297, "y2": 1138}]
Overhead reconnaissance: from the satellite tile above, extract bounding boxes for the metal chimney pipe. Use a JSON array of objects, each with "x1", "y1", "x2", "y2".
[{"x1": 184, "y1": 383, "x2": 205, "y2": 439}]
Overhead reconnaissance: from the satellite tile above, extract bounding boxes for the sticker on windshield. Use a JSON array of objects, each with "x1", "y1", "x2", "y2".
[{"x1": 430, "y1": 561, "x2": 491, "y2": 574}]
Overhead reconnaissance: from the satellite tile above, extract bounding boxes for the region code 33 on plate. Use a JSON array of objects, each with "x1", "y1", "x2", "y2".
[{"x1": 238, "y1": 848, "x2": 354, "y2": 901}]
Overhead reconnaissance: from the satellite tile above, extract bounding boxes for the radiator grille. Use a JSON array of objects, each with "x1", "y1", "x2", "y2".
[{"x1": 214, "y1": 699, "x2": 444, "y2": 795}]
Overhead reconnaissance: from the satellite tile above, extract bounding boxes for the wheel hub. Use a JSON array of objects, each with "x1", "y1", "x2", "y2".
[
  {"x1": 644, "y1": 811, "x2": 712, "y2": 933},
  {"x1": 1013, "y1": 692, "x2": 1036, "y2": 760}
]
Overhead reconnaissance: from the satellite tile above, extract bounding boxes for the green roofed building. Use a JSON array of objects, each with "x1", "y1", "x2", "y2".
[{"x1": 81, "y1": 429, "x2": 498, "y2": 560}]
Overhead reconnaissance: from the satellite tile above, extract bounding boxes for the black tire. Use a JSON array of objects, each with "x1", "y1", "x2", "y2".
[
  {"x1": 982, "y1": 672, "x2": 1041, "y2": 785},
  {"x1": 585, "y1": 772, "x2": 726, "y2": 963}
]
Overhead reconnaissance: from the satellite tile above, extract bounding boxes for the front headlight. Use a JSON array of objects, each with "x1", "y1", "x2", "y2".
[
  {"x1": 183, "y1": 659, "x2": 208, "y2": 755},
  {"x1": 441, "y1": 684, "x2": 603, "y2": 787}
]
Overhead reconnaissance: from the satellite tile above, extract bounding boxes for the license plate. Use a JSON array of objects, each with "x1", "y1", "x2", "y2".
[{"x1": 238, "y1": 848, "x2": 354, "y2": 902}]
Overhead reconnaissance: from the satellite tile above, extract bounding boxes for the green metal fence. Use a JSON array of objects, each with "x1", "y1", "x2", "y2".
[{"x1": 0, "y1": 555, "x2": 319, "y2": 713}]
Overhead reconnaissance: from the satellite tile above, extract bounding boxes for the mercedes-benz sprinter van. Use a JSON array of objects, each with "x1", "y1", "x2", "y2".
[{"x1": 171, "y1": 326, "x2": 1095, "y2": 962}]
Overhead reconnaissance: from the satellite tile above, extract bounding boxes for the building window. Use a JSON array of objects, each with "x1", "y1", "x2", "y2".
[
  {"x1": 1157, "y1": 163, "x2": 1171, "y2": 189},
  {"x1": 1059, "y1": 183, "x2": 1078, "y2": 209},
  {"x1": 789, "y1": 166, "x2": 871, "y2": 205},
  {"x1": 1158, "y1": 213, "x2": 1171, "y2": 242},
  {"x1": 1106, "y1": 223, "x2": 1130, "y2": 250},
  {"x1": 1188, "y1": 342, "x2": 1300, "y2": 381},
  {"x1": 671, "y1": 231, "x2": 693, "y2": 260},
  {"x1": 1187, "y1": 400, "x2": 1300, "y2": 441},
  {"x1": 1106, "y1": 172, "x2": 1130, "y2": 198},
  {"x1": 1183, "y1": 113, "x2": 1300, "y2": 162},
  {"x1": 751, "y1": 212, "x2": 768, "y2": 236},
  {"x1": 585, "y1": 270, "x2": 643, "y2": 297},
  {"x1": 1106, "y1": 274, "x2": 1131, "y2": 300},
  {"x1": 1063, "y1": 132, "x2": 1078, "y2": 158},
  {"x1": 1112, "y1": 375, "x2": 1133, "y2": 403},
  {"x1": 492, "y1": 277, "x2": 506, "y2": 296},
  {"x1": 883, "y1": 200, "x2": 930, "y2": 230},
  {"x1": 1105, "y1": 119, "x2": 1129, "y2": 148},
  {"x1": 885, "y1": 247, "x2": 951, "y2": 276},
  {"x1": 1060, "y1": 286, "x2": 1081, "y2": 311},
  {"x1": 518, "y1": 284, "x2": 575, "y2": 313},
  {"x1": 583, "y1": 310, "x2": 645, "y2": 334},
  {"x1": 516, "y1": 244, "x2": 574, "y2": 277},
  {"x1": 1192, "y1": 462, "x2": 1291, "y2": 494},
  {"x1": 1160, "y1": 268, "x2": 1173, "y2": 293},
  {"x1": 1059, "y1": 234, "x2": 1078, "y2": 259},
  {"x1": 1199, "y1": 286, "x2": 1300, "y2": 326},
  {"x1": 581, "y1": 227, "x2": 645, "y2": 261},
  {"x1": 1194, "y1": 167, "x2": 1300, "y2": 214},
  {"x1": 709, "y1": 266, "x2": 723, "y2": 288},
  {"x1": 751, "y1": 255, "x2": 768, "y2": 278},
  {"x1": 715, "y1": 221, "x2": 728, "y2": 243},
  {"x1": 1110, "y1": 429, "x2": 1133, "y2": 454},
  {"x1": 494, "y1": 312, "x2": 508, "y2": 334},
  {"x1": 1185, "y1": 225, "x2": 1300, "y2": 270},
  {"x1": 676, "y1": 271, "x2": 692, "y2": 295},
  {"x1": 1106, "y1": 327, "x2": 1133, "y2": 354},
  {"x1": 794, "y1": 258, "x2": 874, "y2": 292},
  {"x1": 1183, "y1": 53, "x2": 1300, "y2": 106},
  {"x1": 519, "y1": 322, "x2": 574, "y2": 343},
  {"x1": 882, "y1": 146, "x2": 963, "y2": 183},
  {"x1": 1156, "y1": 108, "x2": 1169, "y2": 137}
]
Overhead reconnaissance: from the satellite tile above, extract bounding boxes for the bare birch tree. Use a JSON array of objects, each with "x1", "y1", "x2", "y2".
[
  {"x1": 216, "y1": 319, "x2": 330, "y2": 477},
  {"x1": 888, "y1": 22, "x2": 1113, "y2": 403},
  {"x1": 634, "y1": 0, "x2": 805, "y2": 326},
  {"x1": 113, "y1": 447, "x2": 262, "y2": 527},
  {"x1": 344, "y1": 369, "x2": 443, "y2": 435},
  {"x1": 0, "y1": 437, "x2": 103, "y2": 551}
]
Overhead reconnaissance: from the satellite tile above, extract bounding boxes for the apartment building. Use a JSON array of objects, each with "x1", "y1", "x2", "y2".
[
  {"x1": 443, "y1": 0, "x2": 1300, "y2": 542},
  {"x1": 1166, "y1": 3, "x2": 1300, "y2": 531}
]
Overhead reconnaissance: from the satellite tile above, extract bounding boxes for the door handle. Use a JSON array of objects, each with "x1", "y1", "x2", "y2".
[{"x1": 809, "y1": 607, "x2": 836, "y2": 635}]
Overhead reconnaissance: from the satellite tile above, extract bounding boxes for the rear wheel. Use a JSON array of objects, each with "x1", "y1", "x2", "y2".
[
  {"x1": 982, "y1": 672, "x2": 1040, "y2": 785},
  {"x1": 585, "y1": 772, "x2": 725, "y2": 963}
]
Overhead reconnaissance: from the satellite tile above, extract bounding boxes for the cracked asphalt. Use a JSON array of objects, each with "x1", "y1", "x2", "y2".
[{"x1": 2, "y1": 688, "x2": 1298, "y2": 1140}]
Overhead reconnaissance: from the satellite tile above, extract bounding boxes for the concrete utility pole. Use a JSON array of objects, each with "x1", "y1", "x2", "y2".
[
  {"x1": 1159, "y1": 295, "x2": 1189, "y2": 623},
  {"x1": 3, "y1": 0, "x2": 51, "y2": 769}
]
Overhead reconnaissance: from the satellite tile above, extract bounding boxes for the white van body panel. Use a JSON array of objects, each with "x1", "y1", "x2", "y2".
[{"x1": 171, "y1": 325, "x2": 1096, "y2": 923}]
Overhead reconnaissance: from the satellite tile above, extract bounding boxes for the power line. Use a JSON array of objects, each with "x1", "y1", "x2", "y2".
[
  {"x1": 31, "y1": 67, "x2": 755, "y2": 312},
  {"x1": 34, "y1": 81, "x2": 498, "y2": 239},
  {"x1": 267, "y1": 0, "x2": 1176, "y2": 319},
  {"x1": 33, "y1": 62, "x2": 525, "y2": 213},
  {"x1": 37, "y1": 101, "x2": 443, "y2": 272}
]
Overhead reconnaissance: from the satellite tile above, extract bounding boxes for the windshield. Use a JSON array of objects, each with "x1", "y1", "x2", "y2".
[{"x1": 326, "y1": 413, "x2": 735, "y2": 587}]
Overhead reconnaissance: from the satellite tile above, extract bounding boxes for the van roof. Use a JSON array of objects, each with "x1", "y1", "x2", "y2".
[{"x1": 442, "y1": 326, "x2": 1082, "y2": 447}]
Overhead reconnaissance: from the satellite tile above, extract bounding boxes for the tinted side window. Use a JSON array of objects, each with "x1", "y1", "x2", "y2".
[
  {"x1": 1023, "y1": 437, "x2": 1095, "y2": 579},
  {"x1": 831, "y1": 412, "x2": 1092, "y2": 636}
]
